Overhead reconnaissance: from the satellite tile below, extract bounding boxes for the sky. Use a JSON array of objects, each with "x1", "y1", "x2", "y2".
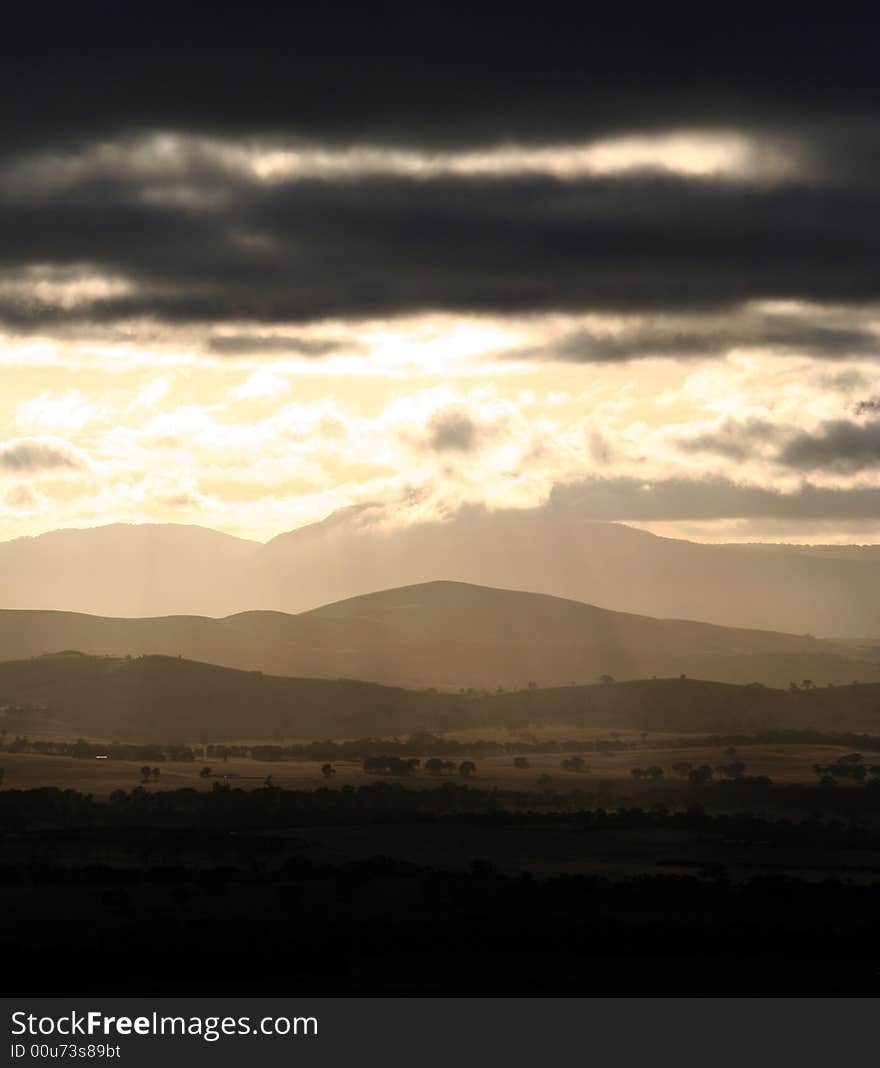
[{"x1": 1, "y1": 4, "x2": 879, "y2": 545}]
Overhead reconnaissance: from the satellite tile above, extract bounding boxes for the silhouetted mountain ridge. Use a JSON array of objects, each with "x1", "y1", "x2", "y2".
[{"x1": 0, "y1": 581, "x2": 878, "y2": 691}]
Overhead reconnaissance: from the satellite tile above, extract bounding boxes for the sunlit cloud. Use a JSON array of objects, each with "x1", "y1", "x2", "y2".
[
  {"x1": 0, "y1": 265, "x2": 135, "y2": 308},
  {"x1": 15, "y1": 389, "x2": 108, "y2": 433},
  {"x1": 0, "y1": 129, "x2": 803, "y2": 199},
  {"x1": 229, "y1": 367, "x2": 290, "y2": 401},
  {"x1": 1, "y1": 334, "x2": 876, "y2": 545}
]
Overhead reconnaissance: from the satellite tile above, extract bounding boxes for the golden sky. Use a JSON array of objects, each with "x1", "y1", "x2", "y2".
[{"x1": 1, "y1": 132, "x2": 879, "y2": 545}]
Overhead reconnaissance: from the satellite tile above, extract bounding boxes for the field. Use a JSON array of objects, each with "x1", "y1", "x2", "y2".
[
  {"x1": 5, "y1": 737, "x2": 880, "y2": 996},
  {"x1": 0, "y1": 740, "x2": 865, "y2": 795}
]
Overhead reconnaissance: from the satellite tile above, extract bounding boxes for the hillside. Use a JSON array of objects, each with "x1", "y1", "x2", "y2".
[
  {"x1": 2, "y1": 652, "x2": 880, "y2": 741},
  {"x1": 0, "y1": 653, "x2": 462, "y2": 741},
  {"x1": 1, "y1": 582, "x2": 879, "y2": 691},
  {"x1": 488, "y1": 678, "x2": 880, "y2": 736},
  {"x1": 0, "y1": 512, "x2": 879, "y2": 637}
]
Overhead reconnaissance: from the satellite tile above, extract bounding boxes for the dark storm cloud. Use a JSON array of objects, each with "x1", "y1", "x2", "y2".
[
  {"x1": 855, "y1": 397, "x2": 880, "y2": 415},
  {"x1": 0, "y1": 440, "x2": 83, "y2": 473},
  {"x1": 1, "y1": 6, "x2": 878, "y2": 154},
  {"x1": 2, "y1": 172, "x2": 880, "y2": 331},
  {"x1": 779, "y1": 420, "x2": 880, "y2": 472},
  {"x1": 0, "y1": 6, "x2": 878, "y2": 338},
  {"x1": 548, "y1": 477, "x2": 880, "y2": 521}
]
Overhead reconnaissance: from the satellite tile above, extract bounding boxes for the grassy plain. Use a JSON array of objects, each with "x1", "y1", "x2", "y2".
[{"x1": 0, "y1": 740, "x2": 863, "y2": 795}]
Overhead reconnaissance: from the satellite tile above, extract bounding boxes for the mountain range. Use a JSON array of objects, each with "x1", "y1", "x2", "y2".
[
  {"x1": 1, "y1": 509, "x2": 880, "y2": 638},
  {"x1": 1, "y1": 580, "x2": 878, "y2": 691}
]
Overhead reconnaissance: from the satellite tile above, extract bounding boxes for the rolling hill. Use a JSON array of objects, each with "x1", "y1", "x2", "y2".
[
  {"x1": 1, "y1": 511, "x2": 879, "y2": 637},
  {"x1": 1, "y1": 652, "x2": 879, "y2": 741},
  {"x1": 1, "y1": 581, "x2": 879, "y2": 691},
  {"x1": 0, "y1": 653, "x2": 460, "y2": 741}
]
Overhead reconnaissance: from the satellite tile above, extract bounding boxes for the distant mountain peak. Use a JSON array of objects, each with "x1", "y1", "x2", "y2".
[{"x1": 0, "y1": 511, "x2": 877, "y2": 638}]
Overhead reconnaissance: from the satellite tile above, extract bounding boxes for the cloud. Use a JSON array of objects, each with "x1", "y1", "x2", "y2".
[
  {"x1": 427, "y1": 410, "x2": 481, "y2": 452},
  {"x1": 1, "y1": 8, "x2": 879, "y2": 344},
  {"x1": 229, "y1": 368, "x2": 289, "y2": 400},
  {"x1": 3, "y1": 171, "x2": 880, "y2": 331},
  {"x1": 4, "y1": 484, "x2": 38, "y2": 509},
  {"x1": 778, "y1": 420, "x2": 880, "y2": 472},
  {"x1": 539, "y1": 313, "x2": 880, "y2": 364},
  {"x1": 0, "y1": 9, "x2": 877, "y2": 546},
  {"x1": 206, "y1": 335, "x2": 351, "y2": 357},
  {"x1": 15, "y1": 390, "x2": 103, "y2": 433},
  {"x1": 0, "y1": 437, "x2": 85, "y2": 473},
  {"x1": 548, "y1": 476, "x2": 880, "y2": 521},
  {"x1": 855, "y1": 397, "x2": 880, "y2": 415},
  {"x1": 0, "y1": 9, "x2": 876, "y2": 155},
  {"x1": 677, "y1": 418, "x2": 783, "y2": 461}
]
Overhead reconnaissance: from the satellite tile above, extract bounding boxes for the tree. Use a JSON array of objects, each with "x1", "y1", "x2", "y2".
[
  {"x1": 140, "y1": 765, "x2": 152, "y2": 783},
  {"x1": 688, "y1": 764, "x2": 714, "y2": 785},
  {"x1": 716, "y1": 760, "x2": 747, "y2": 778},
  {"x1": 698, "y1": 862, "x2": 727, "y2": 881},
  {"x1": 199, "y1": 766, "x2": 212, "y2": 778},
  {"x1": 364, "y1": 756, "x2": 420, "y2": 776},
  {"x1": 513, "y1": 757, "x2": 531, "y2": 770},
  {"x1": 537, "y1": 773, "x2": 554, "y2": 789},
  {"x1": 671, "y1": 761, "x2": 693, "y2": 778},
  {"x1": 424, "y1": 757, "x2": 445, "y2": 775},
  {"x1": 321, "y1": 763, "x2": 336, "y2": 778},
  {"x1": 630, "y1": 767, "x2": 644, "y2": 780},
  {"x1": 599, "y1": 674, "x2": 616, "y2": 685},
  {"x1": 459, "y1": 760, "x2": 476, "y2": 777},
  {"x1": 644, "y1": 765, "x2": 664, "y2": 781},
  {"x1": 560, "y1": 756, "x2": 588, "y2": 772}
]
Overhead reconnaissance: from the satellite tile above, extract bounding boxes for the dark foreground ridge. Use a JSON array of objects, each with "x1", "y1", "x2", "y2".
[{"x1": 3, "y1": 784, "x2": 880, "y2": 995}]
